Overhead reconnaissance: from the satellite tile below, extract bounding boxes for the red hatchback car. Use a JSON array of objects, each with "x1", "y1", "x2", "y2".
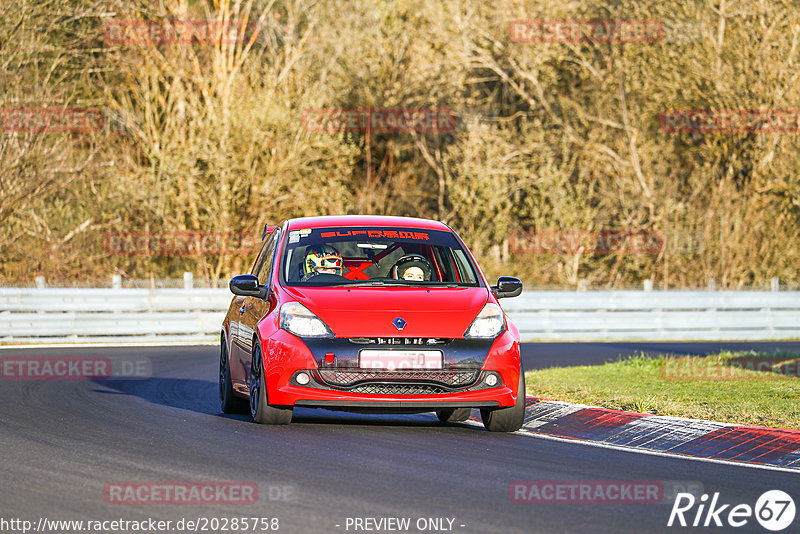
[{"x1": 220, "y1": 215, "x2": 525, "y2": 431}]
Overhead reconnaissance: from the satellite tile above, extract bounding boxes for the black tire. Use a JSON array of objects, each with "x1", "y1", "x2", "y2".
[
  {"x1": 220, "y1": 338, "x2": 248, "y2": 414},
  {"x1": 435, "y1": 407, "x2": 472, "y2": 423},
  {"x1": 480, "y1": 371, "x2": 526, "y2": 432},
  {"x1": 249, "y1": 342, "x2": 293, "y2": 425}
]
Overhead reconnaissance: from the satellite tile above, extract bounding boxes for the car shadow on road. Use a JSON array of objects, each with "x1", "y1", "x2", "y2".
[
  {"x1": 90, "y1": 377, "x2": 476, "y2": 429},
  {"x1": 90, "y1": 377, "x2": 249, "y2": 421}
]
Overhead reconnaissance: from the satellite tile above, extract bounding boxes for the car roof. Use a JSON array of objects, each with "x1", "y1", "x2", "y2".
[{"x1": 285, "y1": 215, "x2": 451, "y2": 232}]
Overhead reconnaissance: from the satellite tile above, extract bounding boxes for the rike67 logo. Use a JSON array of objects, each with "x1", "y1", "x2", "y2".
[{"x1": 668, "y1": 490, "x2": 796, "y2": 531}]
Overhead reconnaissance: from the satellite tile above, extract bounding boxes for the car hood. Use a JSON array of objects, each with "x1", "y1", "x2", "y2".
[{"x1": 282, "y1": 286, "x2": 490, "y2": 338}]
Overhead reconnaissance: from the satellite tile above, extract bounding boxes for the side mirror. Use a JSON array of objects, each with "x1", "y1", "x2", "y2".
[
  {"x1": 229, "y1": 274, "x2": 267, "y2": 298},
  {"x1": 492, "y1": 276, "x2": 522, "y2": 299}
]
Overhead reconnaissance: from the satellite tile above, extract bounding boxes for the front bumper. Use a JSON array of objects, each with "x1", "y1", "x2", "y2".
[{"x1": 262, "y1": 329, "x2": 521, "y2": 410}]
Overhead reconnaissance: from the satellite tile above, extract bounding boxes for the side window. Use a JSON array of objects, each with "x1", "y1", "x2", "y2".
[
  {"x1": 250, "y1": 239, "x2": 269, "y2": 275},
  {"x1": 255, "y1": 230, "x2": 280, "y2": 286}
]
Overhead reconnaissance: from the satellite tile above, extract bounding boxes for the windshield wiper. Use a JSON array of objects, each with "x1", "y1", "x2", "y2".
[
  {"x1": 339, "y1": 280, "x2": 408, "y2": 287},
  {"x1": 330, "y1": 280, "x2": 468, "y2": 288}
]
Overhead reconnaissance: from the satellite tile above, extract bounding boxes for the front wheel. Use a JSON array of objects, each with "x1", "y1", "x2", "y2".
[
  {"x1": 481, "y1": 371, "x2": 526, "y2": 432},
  {"x1": 249, "y1": 342, "x2": 293, "y2": 425}
]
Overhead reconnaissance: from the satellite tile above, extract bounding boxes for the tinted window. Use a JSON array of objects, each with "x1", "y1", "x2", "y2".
[
  {"x1": 280, "y1": 226, "x2": 482, "y2": 287},
  {"x1": 255, "y1": 229, "x2": 279, "y2": 286}
]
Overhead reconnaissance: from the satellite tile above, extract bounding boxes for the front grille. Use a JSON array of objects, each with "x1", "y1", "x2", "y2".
[
  {"x1": 316, "y1": 369, "x2": 480, "y2": 388},
  {"x1": 348, "y1": 337, "x2": 451, "y2": 346},
  {"x1": 348, "y1": 383, "x2": 449, "y2": 395}
]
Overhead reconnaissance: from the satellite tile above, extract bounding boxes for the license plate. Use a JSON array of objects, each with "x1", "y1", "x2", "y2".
[{"x1": 358, "y1": 350, "x2": 443, "y2": 370}]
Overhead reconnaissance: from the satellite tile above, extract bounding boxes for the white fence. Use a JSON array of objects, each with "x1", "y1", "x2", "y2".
[{"x1": 0, "y1": 288, "x2": 798, "y2": 343}]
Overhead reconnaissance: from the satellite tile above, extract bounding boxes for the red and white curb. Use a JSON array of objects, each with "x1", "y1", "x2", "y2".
[{"x1": 471, "y1": 398, "x2": 800, "y2": 470}]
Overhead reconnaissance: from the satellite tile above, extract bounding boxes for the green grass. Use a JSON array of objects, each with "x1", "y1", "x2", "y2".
[{"x1": 524, "y1": 351, "x2": 800, "y2": 430}]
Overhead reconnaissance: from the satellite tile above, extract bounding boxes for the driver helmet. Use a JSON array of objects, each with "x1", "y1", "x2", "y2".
[
  {"x1": 391, "y1": 254, "x2": 433, "y2": 281},
  {"x1": 303, "y1": 244, "x2": 343, "y2": 277}
]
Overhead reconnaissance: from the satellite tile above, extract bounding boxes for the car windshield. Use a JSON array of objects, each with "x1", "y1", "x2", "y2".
[{"x1": 280, "y1": 226, "x2": 482, "y2": 287}]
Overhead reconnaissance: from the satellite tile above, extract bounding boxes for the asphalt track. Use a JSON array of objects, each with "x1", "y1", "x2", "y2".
[{"x1": 1, "y1": 344, "x2": 799, "y2": 533}]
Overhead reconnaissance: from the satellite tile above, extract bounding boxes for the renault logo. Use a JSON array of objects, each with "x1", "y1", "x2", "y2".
[{"x1": 393, "y1": 317, "x2": 407, "y2": 330}]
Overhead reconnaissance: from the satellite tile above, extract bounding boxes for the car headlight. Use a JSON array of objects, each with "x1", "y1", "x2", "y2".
[
  {"x1": 280, "y1": 302, "x2": 334, "y2": 338},
  {"x1": 464, "y1": 303, "x2": 506, "y2": 339}
]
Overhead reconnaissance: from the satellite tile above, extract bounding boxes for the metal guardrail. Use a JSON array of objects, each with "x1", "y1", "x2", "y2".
[
  {"x1": 502, "y1": 291, "x2": 800, "y2": 341},
  {"x1": 0, "y1": 288, "x2": 230, "y2": 344},
  {"x1": 1, "y1": 288, "x2": 799, "y2": 343}
]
